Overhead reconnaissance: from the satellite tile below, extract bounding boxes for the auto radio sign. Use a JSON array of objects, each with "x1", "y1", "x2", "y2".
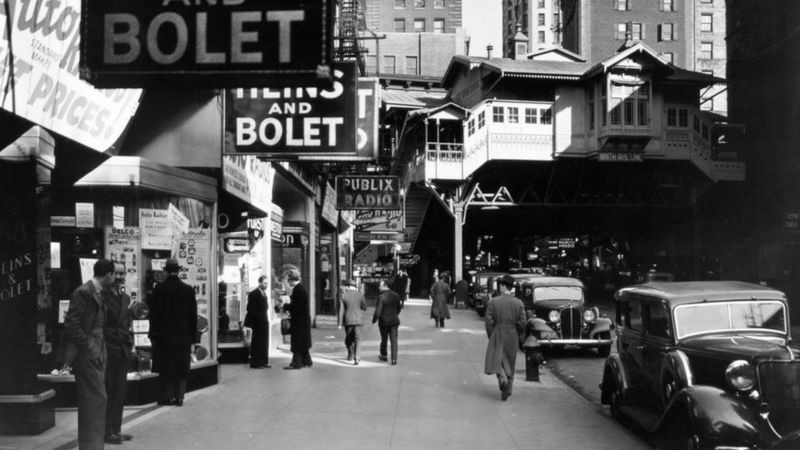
[{"x1": 80, "y1": 0, "x2": 333, "y2": 87}]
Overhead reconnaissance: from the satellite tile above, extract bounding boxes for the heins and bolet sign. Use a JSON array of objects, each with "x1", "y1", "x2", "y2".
[{"x1": 80, "y1": 0, "x2": 333, "y2": 87}]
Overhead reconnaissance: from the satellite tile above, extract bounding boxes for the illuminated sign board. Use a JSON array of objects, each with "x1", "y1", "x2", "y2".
[
  {"x1": 224, "y1": 62, "x2": 360, "y2": 159},
  {"x1": 336, "y1": 175, "x2": 400, "y2": 210},
  {"x1": 80, "y1": 0, "x2": 334, "y2": 87}
]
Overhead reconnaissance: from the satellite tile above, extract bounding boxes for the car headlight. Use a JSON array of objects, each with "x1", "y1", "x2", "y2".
[
  {"x1": 725, "y1": 360, "x2": 756, "y2": 391},
  {"x1": 583, "y1": 309, "x2": 597, "y2": 323},
  {"x1": 548, "y1": 310, "x2": 560, "y2": 323}
]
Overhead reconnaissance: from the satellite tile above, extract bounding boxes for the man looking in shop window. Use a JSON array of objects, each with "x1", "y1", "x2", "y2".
[
  {"x1": 245, "y1": 275, "x2": 271, "y2": 369},
  {"x1": 63, "y1": 258, "x2": 115, "y2": 449},
  {"x1": 104, "y1": 262, "x2": 134, "y2": 444}
]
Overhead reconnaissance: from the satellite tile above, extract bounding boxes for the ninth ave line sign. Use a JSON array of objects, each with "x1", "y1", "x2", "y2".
[{"x1": 336, "y1": 175, "x2": 400, "y2": 210}]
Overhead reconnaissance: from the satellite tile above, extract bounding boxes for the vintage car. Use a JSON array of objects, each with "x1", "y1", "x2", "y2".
[
  {"x1": 470, "y1": 271, "x2": 504, "y2": 316},
  {"x1": 600, "y1": 281, "x2": 800, "y2": 450},
  {"x1": 520, "y1": 277, "x2": 613, "y2": 357}
]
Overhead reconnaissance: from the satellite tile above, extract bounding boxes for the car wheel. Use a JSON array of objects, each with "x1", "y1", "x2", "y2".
[
  {"x1": 661, "y1": 417, "x2": 700, "y2": 450},
  {"x1": 609, "y1": 385, "x2": 623, "y2": 421}
]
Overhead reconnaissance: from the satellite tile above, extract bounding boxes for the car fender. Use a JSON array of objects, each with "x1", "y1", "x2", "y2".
[
  {"x1": 528, "y1": 317, "x2": 554, "y2": 333},
  {"x1": 601, "y1": 353, "x2": 630, "y2": 404},
  {"x1": 589, "y1": 317, "x2": 614, "y2": 338},
  {"x1": 659, "y1": 350, "x2": 694, "y2": 405},
  {"x1": 658, "y1": 386, "x2": 778, "y2": 446}
]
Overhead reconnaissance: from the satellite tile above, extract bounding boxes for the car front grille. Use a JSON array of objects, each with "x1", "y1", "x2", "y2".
[
  {"x1": 758, "y1": 360, "x2": 800, "y2": 436},
  {"x1": 559, "y1": 308, "x2": 582, "y2": 340}
]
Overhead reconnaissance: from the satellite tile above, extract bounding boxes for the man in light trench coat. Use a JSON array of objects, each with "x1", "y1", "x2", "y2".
[{"x1": 483, "y1": 274, "x2": 527, "y2": 401}]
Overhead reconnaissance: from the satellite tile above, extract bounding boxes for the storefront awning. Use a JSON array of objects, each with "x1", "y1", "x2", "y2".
[{"x1": 74, "y1": 156, "x2": 217, "y2": 203}]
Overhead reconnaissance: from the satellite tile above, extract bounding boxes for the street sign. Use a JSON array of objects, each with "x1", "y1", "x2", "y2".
[
  {"x1": 224, "y1": 62, "x2": 359, "y2": 159},
  {"x1": 336, "y1": 175, "x2": 400, "y2": 210},
  {"x1": 354, "y1": 232, "x2": 404, "y2": 242},
  {"x1": 80, "y1": 0, "x2": 334, "y2": 88}
]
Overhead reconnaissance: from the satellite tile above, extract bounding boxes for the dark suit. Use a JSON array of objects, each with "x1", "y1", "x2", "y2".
[
  {"x1": 246, "y1": 287, "x2": 270, "y2": 367},
  {"x1": 283, "y1": 282, "x2": 312, "y2": 367},
  {"x1": 104, "y1": 289, "x2": 132, "y2": 438},
  {"x1": 64, "y1": 280, "x2": 107, "y2": 449},
  {"x1": 148, "y1": 274, "x2": 197, "y2": 403},
  {"x1": 373, "y1": 289, "x2": 402, "y2": 362}
]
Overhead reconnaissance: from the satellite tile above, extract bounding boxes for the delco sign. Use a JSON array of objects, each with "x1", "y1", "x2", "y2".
[
  {"x1": 80, "y1": 0, "x2": 334, "y2": 87},
  {"x1": 336, "y1": 175, "x2": 400, "y2": 210}
]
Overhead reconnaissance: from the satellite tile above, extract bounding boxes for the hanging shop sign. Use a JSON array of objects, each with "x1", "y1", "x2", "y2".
[
  {"x1": 356, "y1": 78, "x2": 379, "y2": 158},
  {"x1": 224, "y1": 62, "x2": 361, "y2": 160},
  {"x1": 352, "y1": 210, "x2": 403, "y2": 233},
  {"x1": 222, "y1": 155, "x2": 273, "y2": 212},
  {"x1": 80, "y1": 0, "x2": 334, "y2": 88},
  {"x1": 139, "y1": 208, "x2": 171, "y2": 250},
  {"x1": 0, "y1": 0, "x2": 141, "y2": 152},
  {"x1": 336, "y1": 175, "x2": 400, "y2": 210},
  {"x1": 354, "y1": 232, "x2": 404, "y2": 242},
  {"x1": 321, "y1": 183, "x2": 338, "y2": 226},
  {"x1": 104, "y1": 227, "x2": 141, "y2": 303},
  {"x1": 224, "y1": 237, "x2": 250, "y2": 253}
]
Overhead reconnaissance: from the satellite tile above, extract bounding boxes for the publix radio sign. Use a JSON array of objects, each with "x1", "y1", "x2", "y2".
[{"x1": 335, "y1": 175, "x2": 400, "y2": 210}]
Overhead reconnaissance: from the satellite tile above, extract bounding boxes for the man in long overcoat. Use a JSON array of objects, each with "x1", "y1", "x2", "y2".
[
  {"x1": 429, "y1": 273, "x2": 451, "y2": 328},
  {"x1": 246, "y1": 275, "x2": 271, "y2": 368},
  {"x1": 373, "y1": 279, "x2": 402, "y2": 364},
  {"x1": 282, "y1": 266, "x2": 313, "y2": 369},
  {"x1": 104, "y1": 262, "x2": 134, "y2": 444},
  {"x1": 148, "y1": 259, "x2": 197, "y2": 406},
  {"x1": 64, "y1": 258, "x2": 115, "y2": 449},
  {"x1": 484, "y1": 274, "x2": 526, "y2": 401}
]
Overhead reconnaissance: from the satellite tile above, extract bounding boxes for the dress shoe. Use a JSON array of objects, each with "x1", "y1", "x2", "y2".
[
  {"x1": 378, "y1": 355, "x2": 388, "y2": 362},
  {"x1": 353, "y1": 358, "x2": 360, "y2": 366},
  {"x1": 284, "y1": 365, "x2": 301, "y2": 370},
  {"x1": 173, "y1": 399, "x2": 183, "y2": 406},
  {"x1": 105, "y1": 434, "x2": 123, "y2": 445},
  {"x1": 302, "y1": 362, "x2": 313, "y2": 368},
  {"x1": 250, "y1": 365, "x2": 266, "y2": 369},
  {"x1": 264, "y1": 364, "x2": 271, "y2": 368},
  {"x1": 391, "y1": 360, "x2": 397, "y2": 365},
  {"x1": 157, "y1": 399, "x2": 172, "y2": 406},
  {"x1": 118, "y1": 433, "x2": 133, "y2": 441},
  {"x1": 500, "y1": 382, "x2": 510, "y2": 401}
]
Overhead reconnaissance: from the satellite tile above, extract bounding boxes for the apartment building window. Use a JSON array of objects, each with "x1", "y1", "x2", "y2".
[
  {"x1": 615, "y1": 0, "x2": 630, "y2": 11},
  {"x1": 700, "y1": 42, "x2": 713, "y2": 59},
  {"x1": 540, "y1": 107, "x2": 553, "y2": 124},
  {"x1": 478, "y1": 111, "x2": 485, "y2": 128},
  {"x1": 493, "y1": 106, "x2": 505, "y2": 123},
  {"x1": 395, "y1": 0, "x2": 406, "y2": 8},
  {"x1": 508, "y1": 107, "x2": 519, "y2": 123},
  {"x1": 616, "y1": 23, "x2": 627, "y2": 40},
  {"x1": 434, "y1": 0, "x2": 445, "y2": 7},
  {"x1": 433, "y1": 18, "x2": 445, "y2": 33},
  {"x1": 414, "y1": 0, "x2": 425, "y2": 8},
  {"x1": 700, "y1": 13, "x2": 713, "y2": 32},
  {"x1": 701, "y1": 0, "x2": 712, "y2": 2},
  {"x1": 538, "y1": 31, "x2": 546, "y2": 43},
  {"x1": 467, "y1": 119, "x2": 475, "y2": 136},
  {"x1": 630, "y1": 23, "x2": 643, "y2": 40},
  {"x1": 660, "y1": 23, "x2": 674, "y2": 41},
  {"x1": 394, "y1": 18, "x2": 406, "y2": 32},
  {"x1": 365, "y1": 55, "x2": 377, "y2": 74},
  {"x1": 666, "y1": 107, "x2": 689, "y2": 127},
  {"x1": 660, "y1": 0, "x2": 674, "y2": 11},
  {"x1": 661, "y1": 52, "x2": 674, "y2": 63},
  {"x1": 538, "y1": 0, "x2": 545, "y2": 7},
  {"x1": 405, "y1": 56, "x2": 418, "y2": 75},
  {"x1": 383, "y1": 55, "x2": 396, "y2": 74},
  {"x1": 414, "y1": 18, "x2": 425, "y2": 32},
  {"x1": 538, "y1": 13, "x2": 546, "y2": 26},
  {"x1": 525, "y1": 108, "x2": 538, "y2": 124}
]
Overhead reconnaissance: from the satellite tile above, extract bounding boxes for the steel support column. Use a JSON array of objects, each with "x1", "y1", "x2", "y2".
[{"x1": 454, "y1": 202, "x2": 464, "y2": 282}]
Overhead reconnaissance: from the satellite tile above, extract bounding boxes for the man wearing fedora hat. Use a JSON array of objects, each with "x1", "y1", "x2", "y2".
[
  {"x1": 484, "y1": 274, "x2": 526, "y2": 401},
  {"x1": 148, "y1": 259, "x2": 197, "y2": 406}
]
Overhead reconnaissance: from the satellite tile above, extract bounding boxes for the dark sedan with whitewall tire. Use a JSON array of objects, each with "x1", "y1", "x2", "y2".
[
  {"x1": 600, "y1": 281, "x2": 800, "y2": 450},
  {"x1": 519, "y1": 277, "x2": 614, "y2": 357}
]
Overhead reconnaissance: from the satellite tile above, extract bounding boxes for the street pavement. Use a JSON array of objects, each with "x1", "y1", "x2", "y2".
[{"x1": 2, "y1": 299, "x2": 649, "y2": 450}]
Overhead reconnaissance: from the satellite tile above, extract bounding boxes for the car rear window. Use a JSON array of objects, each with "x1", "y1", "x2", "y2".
[{"x1": 673, "y1": 301, "x2": 786, "y2": 339}]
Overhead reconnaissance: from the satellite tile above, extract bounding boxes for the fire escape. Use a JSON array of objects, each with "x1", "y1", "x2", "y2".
[{"x1": 335, "y1": 0, "x2": 366, "y2": 76}]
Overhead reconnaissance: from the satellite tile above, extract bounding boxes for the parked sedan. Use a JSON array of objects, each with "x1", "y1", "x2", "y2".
[
  {"x1": 470, "y1": 271, "x2": 504, "y2": 316},
  {"x1": 600, "y1": 281, "x2": 800, "y2": 450},
  {"x1": 520, "y1": 277, "x2": 613, "y2": 357}
]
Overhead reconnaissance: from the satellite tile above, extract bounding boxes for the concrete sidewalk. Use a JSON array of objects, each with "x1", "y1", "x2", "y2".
[{"x1": 2, "y1": 299, "x2": 648, "y2": 450}]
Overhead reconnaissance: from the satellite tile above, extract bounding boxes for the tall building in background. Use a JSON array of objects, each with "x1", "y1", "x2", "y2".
[
  {"x1": 501, "y1": 0, "x2": 562, "y2": 57},
  {"x1": 502, "y1": 0, "x2": 727, "y2": 115},
  {"x1": 361, "y1": 0, "x2": 466, "y2": 77}
]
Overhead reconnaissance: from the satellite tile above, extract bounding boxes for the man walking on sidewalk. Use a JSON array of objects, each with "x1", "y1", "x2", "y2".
[
  {"x1": 245, "y1": 275, "x2": 271, "y2": 369},
  {"x1": 484, "y1": 274, "x2": 526, "y2": 401},
  {"x1": 340, "y1": 279, "x2": 367, "y2": 365},
  {"x1": 373, "y1": 279, "x2": 402, "y2": 365},
  {"x1": 104, "y1": 262, "x2": 134, "y2": 444}
]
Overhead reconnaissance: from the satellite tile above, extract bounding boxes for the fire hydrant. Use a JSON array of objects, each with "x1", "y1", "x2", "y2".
[{"x1": 522, "y1": 335, "x2": 543, "y2": 382}]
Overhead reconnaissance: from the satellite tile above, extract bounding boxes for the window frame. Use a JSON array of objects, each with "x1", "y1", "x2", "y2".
[
  {"x1": 660, "y1": 23, "x2": 674, "y2": 41},
  {"x1": 525, "y1": 108, "x2": 538, "y2": 124},
  {"x1": 614, "y1": 0, "x2": 629, "y2": 11},
  {"x1": 700, "y1": 41, "x2": 713, "y2": 59},
  {"x1": 413, "y1": 18, "x2": 425, "y2": 32},
  {"x1": 433, "y1": 0, "x2": 445, "y2": 8},
  {"x1": 413, "y1": 0, "x2": 426, "y2": 8},
  {"x1": 404, "y1": 55, "x2": 418, "y2": 75},
  {"x1": 661, "y1": 0, "x2": 674, "y2": 12},
  {"x1": 395, "y1": 0, "x2": 406, "y2": 8},
  {"x1": 383, "y1": 55, "x2": 396, "y2": 74},
  {"x1": 394, "y1": 18, "x2": 406, "y2": 32},
  {"x1": 508, "y1": 107, "x2": 519, "y2": 124},
  {"x1": 478, "y1": 111, "x2": 486, "y2": 128},
  {"x1": 492, "y1": 106, "x2": 505, "y2": 123},
  {"x1": 433, "y1": 18, "x2": 445, "y2": 33},
  {"x1": 700, "y1": 13, "x2": 713, "y2": 32}
]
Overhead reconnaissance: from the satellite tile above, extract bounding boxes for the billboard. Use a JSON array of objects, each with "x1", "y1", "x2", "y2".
[
  {"x1": 0, "y1": 0, "x2": 141, "y2": 152},
  {"x1": 225, "y1": 62, "x2": 365, "y2": 160},
  {"x1": 80, "y1": 0, "x2": 334, "y2": 87}
]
